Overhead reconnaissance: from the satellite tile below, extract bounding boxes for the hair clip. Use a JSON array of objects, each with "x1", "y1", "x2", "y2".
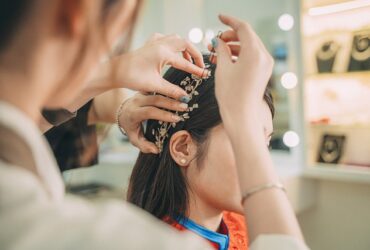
[
  {"x1": 209, "y1": 31, "x2": 223, "y2": 63},
  {"x1": 152, "y1": 72, "x2": 210, "y2": 153}
]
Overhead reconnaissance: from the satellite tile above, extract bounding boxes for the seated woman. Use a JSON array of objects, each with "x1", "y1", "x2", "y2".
[{"x1": 127, "y1": 55, "x2": 274, "y2": 250}]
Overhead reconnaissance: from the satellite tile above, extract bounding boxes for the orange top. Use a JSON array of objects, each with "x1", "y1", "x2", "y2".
[{"x1": 165, "y1": 211, "x2": 248, "y2": 250}]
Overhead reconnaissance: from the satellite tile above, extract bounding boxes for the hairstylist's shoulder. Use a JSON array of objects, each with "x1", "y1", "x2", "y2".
[
  {"x1": 0, "y1": 170, "x2": 210, "y2": 250},
  {"x1": 59, "y1": 196, "x2": 212, "y2": 249},
  {"x1": 250, "y1": 235, "x2": 310, "y2": 250}
]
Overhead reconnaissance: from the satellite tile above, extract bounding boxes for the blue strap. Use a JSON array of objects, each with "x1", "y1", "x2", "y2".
[{"x1": 178, "y1": 218, "x2": 229, "y2": 250}]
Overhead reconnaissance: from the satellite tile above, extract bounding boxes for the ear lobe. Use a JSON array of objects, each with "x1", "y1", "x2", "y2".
[
  {"x1": 169, "y1": 131, "x2": 197, "y2": 167},
  {"x1": 56, "y1": 0, "x2": 85, "y2": 38}
]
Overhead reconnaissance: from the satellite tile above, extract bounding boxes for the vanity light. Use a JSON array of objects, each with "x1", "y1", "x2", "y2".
[
  {"x1": 281, "y1": 72, "x2": 298, "y2": 89},
  {"x1": 283, "y1": 131, "x2": 300, "y2": 148},
  {"x1": 278, "y1": 14, "x2": 294, "y2": 31},
  {"x1": 308, "y1": 0, "x2": 370, "y2": 16},
  {"x1": 188, "y1": 28, "x2": 203, "y2": 44}
]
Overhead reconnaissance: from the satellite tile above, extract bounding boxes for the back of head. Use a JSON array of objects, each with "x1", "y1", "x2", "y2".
[
  {"x1": 127, "y1": 55, "x2": 274, "y2": 221},
  {"x1": 127, "y1": 56, "x2": 220, "y2": 221}
]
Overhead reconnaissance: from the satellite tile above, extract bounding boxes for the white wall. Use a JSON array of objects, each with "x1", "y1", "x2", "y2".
[{"x1": 132, "y1": 0, "x2": 290, "y2": 51}]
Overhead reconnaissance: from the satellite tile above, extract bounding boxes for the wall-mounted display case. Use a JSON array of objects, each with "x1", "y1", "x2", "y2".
[{"x1": 302, "y1": 0, "x2": 370, "y2": 184}]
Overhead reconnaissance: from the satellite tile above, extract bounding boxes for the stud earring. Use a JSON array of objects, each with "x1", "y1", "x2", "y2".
[{"x1": 180, "y1": 159, "x2": 186, "y2": 164}]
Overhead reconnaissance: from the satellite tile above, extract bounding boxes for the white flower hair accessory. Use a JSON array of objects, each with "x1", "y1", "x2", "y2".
[{"x1": 152, "y1": 70, "x2": 211, "y2": 153}]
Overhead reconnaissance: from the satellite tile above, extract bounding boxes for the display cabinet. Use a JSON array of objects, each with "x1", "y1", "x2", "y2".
[{"x1": 301, "y1": 0, "x2": 370, "y2": 184}]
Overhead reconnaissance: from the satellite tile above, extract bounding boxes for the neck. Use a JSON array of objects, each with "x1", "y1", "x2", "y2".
[
  {"x1": 0, "y1": 68, "x2": 45, "y2": 123},
  {"x1": 187, "y1": 192, "x2": 223, "y2": 232}
]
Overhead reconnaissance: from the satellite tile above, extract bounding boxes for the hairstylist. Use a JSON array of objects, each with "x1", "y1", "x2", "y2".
[
  {"x1": 0, "y1": 1, "x2": 308, "y2": 250},
  {"x1": 0, "y1": 0, "x2": 208, "y2": 249}
]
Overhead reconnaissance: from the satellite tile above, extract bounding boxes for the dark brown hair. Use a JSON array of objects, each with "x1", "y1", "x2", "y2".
[
  {"x1": 127, "y1": 55, "x2": 275, "y2": 222},
  {"x1": 0, "y1": 0, "x2": 32, "y2": 52}
]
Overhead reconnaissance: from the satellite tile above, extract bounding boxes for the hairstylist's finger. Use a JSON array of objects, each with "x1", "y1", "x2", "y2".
[
  {"x1": 218, "y1": 14, "x2": 251, "y2": 39},
  {"x1": 169, "y1": 55, "x2": 207, "y2": 78},
  {"x1": 137, "y1": 136, "x2": 159, "y2": 154},
  {"x1": 228, "y1": 44, "x2": 241, "y2": 56},
  {"x1": 135, "y1": 130, "x2": 159, "y2": 154},
  {"x1": 146, "y1": 33, "x2": 164, "y2": 44},
  {"x1": 212, "y1": 38, "x2": 232, "y2": 66},
  {"x1": 183, "y1": 41, "x2": 205, "y2": 69},
  {"x1": 137, "y1": 106, "x2": 182, "y2": 123},
  {"x1": 141, "y1": 95, "x2": 188, "y2": 112},
  {"x1": 218, "y1": 15, "x2": 258, "y2": 57},
  {"x1": 182, "y1": 51, "x2": 192, "y2": 63},
  {"x1": 169, "y1": 37, "x2": 205, "y2": 69},
  {"x1": 128, "y1": 129, "x2": 158, "y2": 154},
  {"x1": 219, "y1": 29, "x2": 239, "y2": 43},
  {"x1": 208, "y1": 44, "x2": 240, "y2": 57},
  {"x1": 151, "y1": 77, "x2": 189, "y2": 101}
]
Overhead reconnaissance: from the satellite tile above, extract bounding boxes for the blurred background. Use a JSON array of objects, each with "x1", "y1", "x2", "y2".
[{"x1": 63, "y1": 1, "x2": 370, "y2": 249}]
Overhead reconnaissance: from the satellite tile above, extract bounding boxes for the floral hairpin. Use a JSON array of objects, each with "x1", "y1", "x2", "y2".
[{"x1": 152, "y1": 70, "x2": 210, "y2": 153}]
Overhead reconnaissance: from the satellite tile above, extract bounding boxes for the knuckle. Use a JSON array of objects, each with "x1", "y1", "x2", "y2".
[
  {"x1": 184, "y1": 39, "x2": 192, "y2": 47},
  {"x1": 143, "y1": 108, "x2": 152, "y2": 116},
  {"x1": 236, "y1": 22, "x2": 247, "y2": 31},
  {"x1": 131, "y1": 97, "x2": 140, "y2": 106},
  {"x1": 168, "y1": 87, "x2": 178, "y2": 98},
  {"x1": 170, "y1": 33, "x2": 182, "y2": 40},
  {"x1": 166, "y1": 112, "x2": 174, "y2": 120},
  {"x1": 156, "y1": 44, "x2": 167, "y2": 54},
  {"x1": 152, "y1": 32, "x2": 162, "y2": 38}
]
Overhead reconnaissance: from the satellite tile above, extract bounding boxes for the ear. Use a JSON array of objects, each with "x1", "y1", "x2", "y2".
[
  {"x1": 55, "y1": 0, "x2": 85, "y2": 38},
  {"x1": 169, "y1": 131, "x2": 198, "y2": 167}
]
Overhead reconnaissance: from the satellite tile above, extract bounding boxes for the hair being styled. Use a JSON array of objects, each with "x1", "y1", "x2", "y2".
[
  {"x1": 127, "y1": 55, "x2": 274, "y2": 222},
  {"x1": 0, "y1": 1, "x2": 32, "y2": 52}
]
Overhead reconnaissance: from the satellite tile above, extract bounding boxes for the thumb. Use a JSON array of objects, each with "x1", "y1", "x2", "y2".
[{"x1": 212, "y1": 38, "x2": 232, "y2": 66}]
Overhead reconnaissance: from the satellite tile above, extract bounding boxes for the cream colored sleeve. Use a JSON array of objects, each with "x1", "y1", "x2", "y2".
[
  {"x1": 250, "y1": 235, "x2": 310, "y2": 250},
  {"x1": 0, "y1": 165, "x2": 211, "y2": 250}
]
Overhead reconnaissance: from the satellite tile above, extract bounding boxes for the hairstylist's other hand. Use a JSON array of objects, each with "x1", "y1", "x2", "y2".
[
  {"x1": 119, "y1": 92, "x2": 188, "y2": 154},
  {"x1": 211, "y1": 15, "x2": 274, "y2": 133},
  {"x1": 112, "y1": 34, "x2": 207, "y2": 101}
]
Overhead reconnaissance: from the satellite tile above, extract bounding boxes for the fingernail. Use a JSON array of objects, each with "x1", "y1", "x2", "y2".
[
  {"x1": 172, "y1": 114, "x2": 181, "y2": 122},
  {"x1": 179, "y1": 103, "x2": 188, "y2": 110},
  {"x1": 202, "y1": 69, "x2": 211, "y2": 79},
  {"x1": 180, "y1": 95, "x2": 191, "y2": 103},
  {"x1": 211, "y1": 38, "x2": 218, "y2": 49}
]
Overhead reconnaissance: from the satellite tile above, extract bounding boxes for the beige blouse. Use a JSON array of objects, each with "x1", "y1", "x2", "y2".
[{"x1": 0, "y1": 101, "x2": 309, "y2": 250}]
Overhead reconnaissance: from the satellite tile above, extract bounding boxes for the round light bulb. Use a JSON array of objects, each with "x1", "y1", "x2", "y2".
[
  {"x1": 283, "y1": 131, "x2": 300, "y2": 148},
  {"x1": 281, "y1": 72, "x2": 298, "y2": 89},
  {"x1": 188, "y1": 28, "x2": 203, "y2": 44},
  {"x1": 278, "y1": 14, "x2": 294, "y2": 31}
]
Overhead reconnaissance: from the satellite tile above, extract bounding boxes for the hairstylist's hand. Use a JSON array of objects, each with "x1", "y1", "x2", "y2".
[
  {"x1": 119, "y1": 92, "x2": 188, "y2": 154},
  {"x1": 111, "y1": 34, "x2": 207, "y2": 101},
  {"x1": 211, "y1": 15, "x2": 274, "y2": 132}
]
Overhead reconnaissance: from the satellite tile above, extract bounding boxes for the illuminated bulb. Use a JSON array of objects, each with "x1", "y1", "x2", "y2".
[
  {"x1": 188, "y1": 28, "x2": 203, "y2": 44},
  {"x1": 281, "y1": 72, "x2": 298, "y2": 89},
  {"x1": 278, "y1": 14, "x2": 294, "y2": 31},
  {"x1": 283, "y1": 131, "x2": 300, "y2": 148}
]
